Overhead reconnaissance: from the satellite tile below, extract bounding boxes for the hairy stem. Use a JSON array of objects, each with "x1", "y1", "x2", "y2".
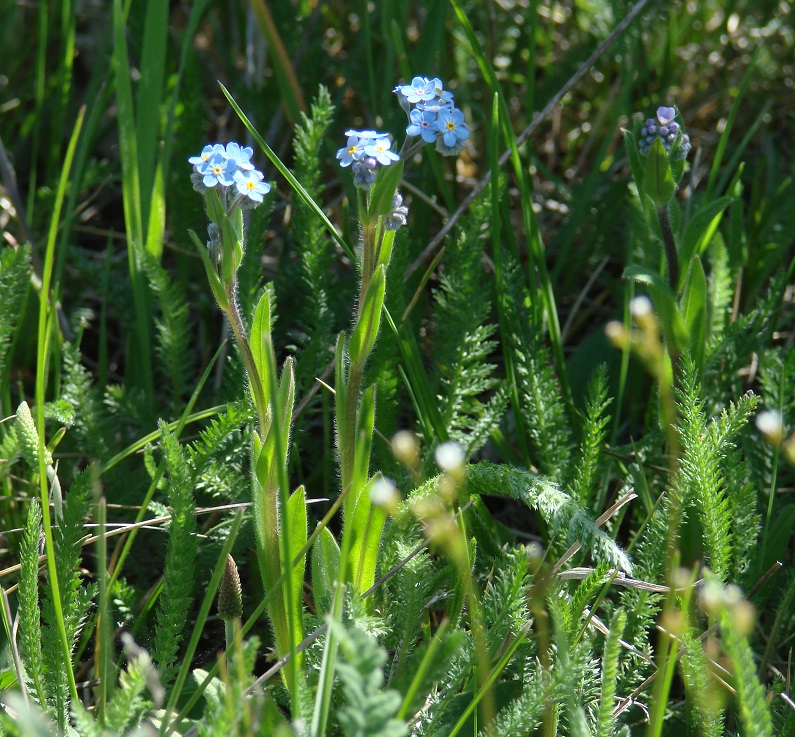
[{"x1": 658, "y1": 205, "x2": 679, "y2": 292}]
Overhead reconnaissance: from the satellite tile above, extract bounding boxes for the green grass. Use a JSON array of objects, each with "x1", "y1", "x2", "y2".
[{"x1": 1, "y1": 1, "x2": 794, "y2": 735}]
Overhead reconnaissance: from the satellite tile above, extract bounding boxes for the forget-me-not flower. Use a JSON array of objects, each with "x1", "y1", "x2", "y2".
[
  {"x1": 189, "y1": 141, "x2": 270, "y2": 210},
  {"x1": 394, "y1": 76, "x2": 437, "y2": 104},
  {"x1": 225, "y1": 142, "x2": 255, "y2": 171},
  {"x1": 407, "y1": 109, "x2": 438, "y2": 143},
  {"x1": 199, "y1": 152, "x2": 238, "y2": 188},
  {"x1": 656, "y1": 107, "x2": 676, "y2": 126},
  {"x1": 639, "y1": 104, "x2": 691, "y2": 160},
  {"x1": 189, "y1": 143, "x2": 224, "y2": 168},
  {"x1": 364, "y1": 135, "x2": 400, "y2": 166},
  {"x1": 233, "y1": 169, "x2": 271, "y2": 203},
  {"x1": 434, "y1": 107, "x2": 470, "y2": 147},
  {"x1": 337, "y1": 134, "x2": 367, "y2": 167}
]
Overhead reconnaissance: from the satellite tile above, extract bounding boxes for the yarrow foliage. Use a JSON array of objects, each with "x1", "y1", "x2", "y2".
[
  {"x1": 639, "y1": 105, "x2": 691, "y2": 160},
  {"x1": 188, "y1": 141, "x2": 271, "y2": 210}
]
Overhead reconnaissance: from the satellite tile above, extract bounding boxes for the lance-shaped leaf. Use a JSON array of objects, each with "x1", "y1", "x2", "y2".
[
  {"x1": 681, "y1": 255, "x2": 708, "y2": 372},
  {"x1": 352, "y1": 384, "x2": 376, "y2": 501},
  {"x1": 367, "y1": 160, "x2": 404, "y2": 225},
  {"x1": 624, "y1": 265, "x2": 689, "y2": 354},
  {"x1": 311, "y1": 526, "x2": 341, "y2": 618},
  {"x1": 680, "y1": 196, "x2": 732, "y2": 266},
  {"x1": 644, "y1": 137, "x2": 676, "y2": 208},
  {"x1": 347, "y1": 474, "x2": 388, "y2": 596},
  {"x1": 189, "y1": 230, "x2": 229, "y2": 310},
  {"x1": 349, "y1": 264, "x2": 386, "y2": 366}
]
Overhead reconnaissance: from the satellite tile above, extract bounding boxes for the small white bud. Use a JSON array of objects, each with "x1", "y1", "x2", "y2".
[
  {"x1": 435, "y1": 441, "x2": 465, "y2": 473},
  {"x1": 370, "y1": 476, "x2": 400, "y2": 513},
  {"x1": 629, "y1": 295, "x2": 653, "y2": 319},
  {"x1": 756, "y1": 410, "x2": 784, "y2": 445},
  {"x1": 392, "y1": 430, "x2": 419, "y2": 467}
]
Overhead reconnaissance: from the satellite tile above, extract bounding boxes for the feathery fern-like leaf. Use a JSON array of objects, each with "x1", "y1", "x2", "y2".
[
  {"x1": 720, "y1": 608, "x2": 773, "y2": 737},
  {"x1": 144, "y1": 254, "x2": 195, "y2": 410},
  {"x1": 0, "y1": 243, "x2": 31, "y2": 387},
  {"x1": 332, "y1": 619, "x2": 408, "y2": 737},
  {"x1": 17, "y1": 499, "x2": 47, "y2": 708},
  {"x1": 502, "y1": 256, "x2": 572, "y2": 475},
  {"x1": 596, "y1": 607, "x2": 626, "y2": 737},
  {"x1": 431, "y1": 195, "x2": 505, "y2": 454},
  {"x1": 567, "y1": 365, "x2": 612, "y2": 511},
  {"x1": 466, "y1": 461, "x2": 632, "y2": 573},
  {"x1": 679, "y1": 626, "x2": 725, "y2": 737},
  {"x1": 40, "y1": 469, "x2": 94, "y2": 727},
  {"x1": 152, "y1": 421, "x2": 197, "y2": 685},
  {"x1": 675, "y1": 354, "x2": 758, "y2": 582}
]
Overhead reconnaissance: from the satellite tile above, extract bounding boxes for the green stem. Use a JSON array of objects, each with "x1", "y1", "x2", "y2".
[
  {"x1": 658, "y1": 205, "x2": 679, "y2": 292},
  {"x1": 224, "y1": 618, "x2": 238, "y2": 652}
]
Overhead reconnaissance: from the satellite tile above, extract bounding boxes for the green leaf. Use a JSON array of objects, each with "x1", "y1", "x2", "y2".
[
  {"x1": 311, "y1": 526, "x2": 341, "y2": 617},
  {"x1": 623, "y1": 265, "x2": 689, "y2": 353},
  {"x1": 353, "y1": 384, "x2": 376, "y2": 499},
  {"x1": 376, "y1": 227, "x2": 396, "y2": 271},
  {"x1": 189, "y1": 230, "x2": 228, "y2": 310},
  {"x1": 622, "y1": 126, "x2": 645, "y2": 196},
  {"x1": 680, "y1": 196, "x2": 732, "y2": 265},
  {"x1": 644, "y1": 137, "x2": 676, "y2": 207},
  {"x1": 368, "y1": 160, "x2": 404, "y2": 225},
  {"x1": 347, "y1": 475, "x2": 387, "y2": 597},
  {"x1": 250, "y1": 290, "x2": 273, "y2": 408},
  {"x1": 681, "y1": 256, "x2": 708, "y2": 372},
  {"x1": 349, "y1": 265, "x2": 386, "y2": 366},
  {"x1": 220, "y1": 207, "x2": 244, "y2": 287},
  {"x1": 286, "y1": 485, "x2": 307, "y2": 648}
]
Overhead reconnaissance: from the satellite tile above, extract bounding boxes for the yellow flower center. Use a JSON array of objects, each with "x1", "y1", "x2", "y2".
[
  {"x1": 246, "y1": 180, "x2": 255, "y2": 191},
  {"x1": 446, "y1": 121, "x2": 456, "y2": 131},
  {"x1": 348, "y1": 145, "x2": 357, "y2": 154}
]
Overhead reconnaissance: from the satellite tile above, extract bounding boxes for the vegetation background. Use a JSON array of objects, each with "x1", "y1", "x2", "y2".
[{"x1": 0, "y1": 0, "x2": 793, "y2": 735}]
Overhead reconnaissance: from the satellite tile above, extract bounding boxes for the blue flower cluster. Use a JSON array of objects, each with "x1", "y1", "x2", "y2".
[
  {"x1": 396, "y1": 76, "x2": 469, "y2": 156},
  {"x1": 189, "y1": 142, "x2": 271, "y2": 208},
  {"x1": 639, "y1": 106, "x2": 691, "y2": 160},
  {"x1": 336, "y1": 130, "x2": 400, "y2": 190}
]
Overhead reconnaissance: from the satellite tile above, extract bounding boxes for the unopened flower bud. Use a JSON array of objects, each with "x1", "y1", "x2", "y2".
[
  {"x1": 370, "y1": 476, "x2": 400, "y2": 514},
  {"x1": 392, "y1": 430, "x2": 420, "y2": 468},
  {"x1": 435, "y1": 441, "x2": 466, "y2": 474},
  {"x1": 756, "y1": 410, "x2": 784, "y2": 446},
  {"x1": 218, "y1": 554, "x2": 243, "y2": 621}
]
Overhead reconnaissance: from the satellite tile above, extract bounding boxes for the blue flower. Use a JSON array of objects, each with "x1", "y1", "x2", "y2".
[
  {"x1": 233, "y1": 169, "x2": 271, "y2": 203},
  {"x1": 638, "y1": 105, "x2": 691, "y2": 160},
  {"x1": 225, "y1": 141, "x2": 255, "y2": 171},
  {"x1": 363, "y1": 135, "x2": 400, "y2": 166},
  {"x1": 427, "y1": 77, "x2": 454, "y2": 105},
  {"x1": 199, "y1": 152, "x2": 238, "y2": 188},
  {"x1": 346, "y1": 129, "x2": 381, "y2": 139},
  {"x1": 406, "y1": 109, "x2": 438, "y2": 143},
  {"x1": 394, "y1": 76, "x2": 437, "y2": 104},
  {"x1": 656, "y1": 106, "x2": 676, "y2": 125},
  {"x1": 433, "y1": 107, "x2": 469, "y2": 147},
  {"x1": 337, "y1": 134, "x2": 367, "y2": 167},
  {"x1": 189, "y1": 143, "x2": 224, "y2": 167}
]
